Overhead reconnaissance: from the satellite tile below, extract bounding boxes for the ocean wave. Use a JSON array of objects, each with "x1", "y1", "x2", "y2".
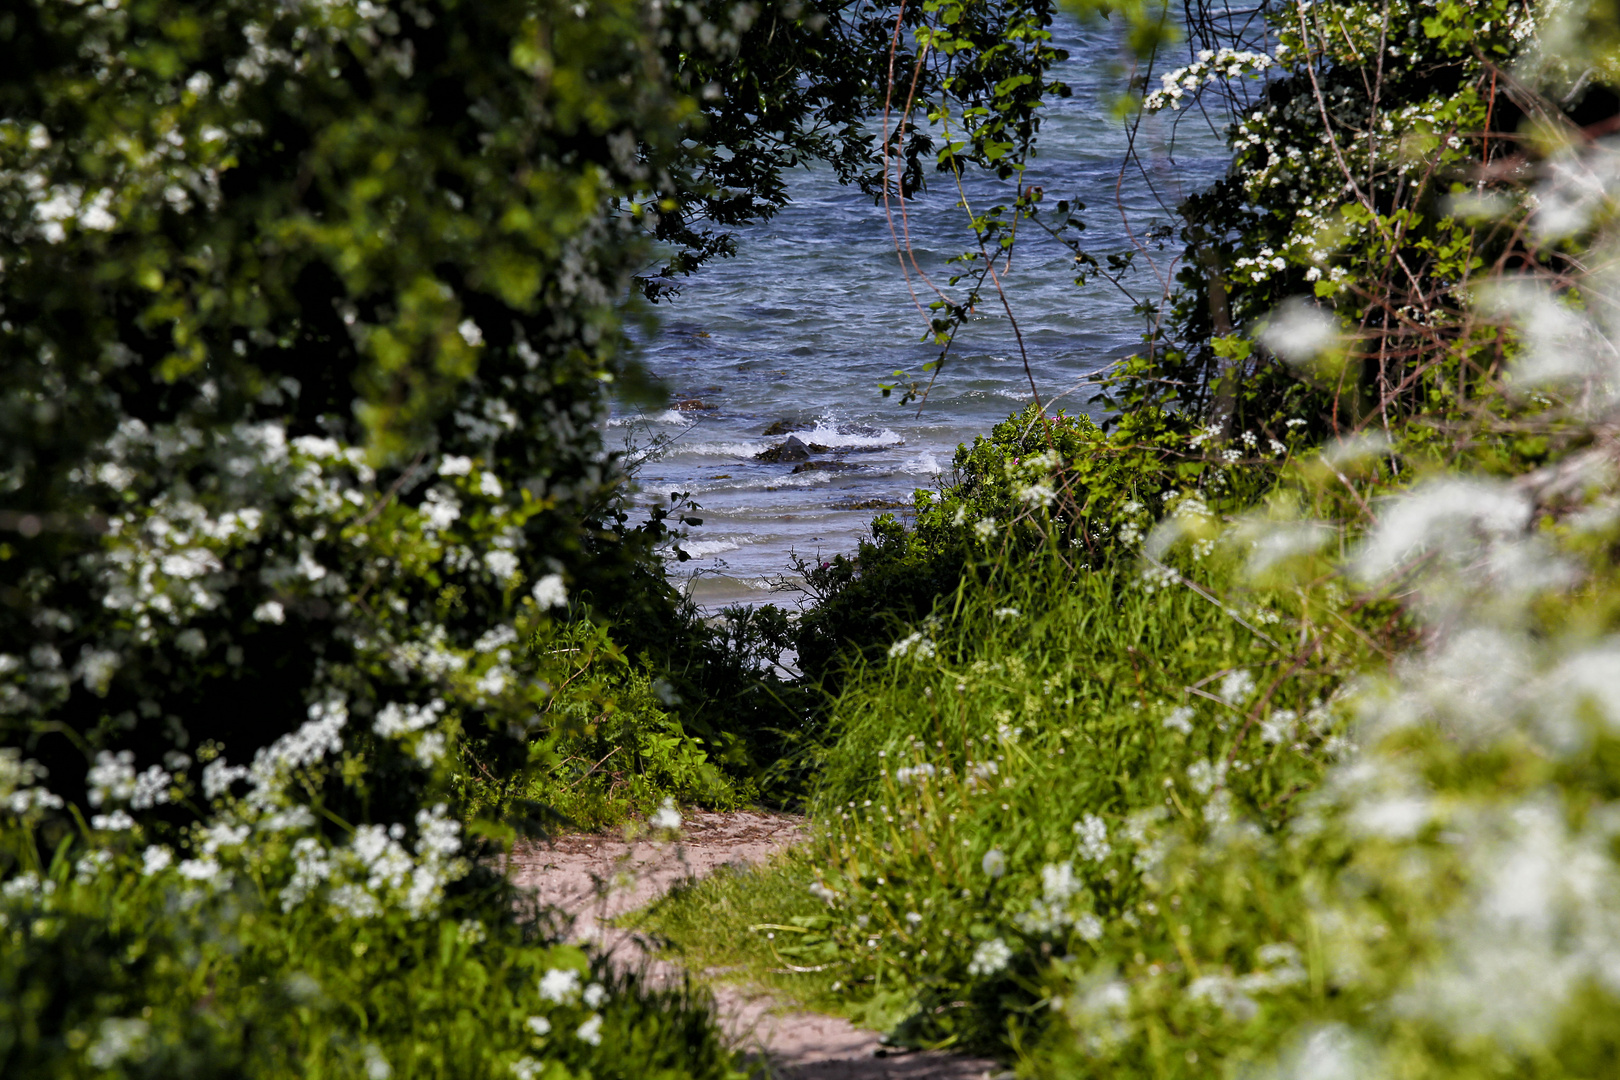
[
  {"x1": 607, "y1": 409, "x2": 689, "y2": 427},
  {"x1": 900, "y1": 452, "x2": 942, "y2": 475},
  {"x1": 674, "y1": 420, "x2": 903, "y2": 458},
  {"x1": 677, "y1": 538, "x2": 746, "y2": 558}
]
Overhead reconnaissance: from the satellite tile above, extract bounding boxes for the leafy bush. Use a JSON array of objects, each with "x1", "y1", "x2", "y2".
[
  {"x1": 643, "y1": 543, "x2": 1379, "y2": 1051},
  {"x1": 792, "y1": 403, "x2": 1315, "y2": 685},
  {"x1": 0, "y1": 808, "x2": 738, "y2": 1079}
]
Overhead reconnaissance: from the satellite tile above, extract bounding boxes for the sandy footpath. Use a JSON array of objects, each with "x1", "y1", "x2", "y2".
[{"x1": 505, "y1": 809, "x2": 999, "y2": 1079}]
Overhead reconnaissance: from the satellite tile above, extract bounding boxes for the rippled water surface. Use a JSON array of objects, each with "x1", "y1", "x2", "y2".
[{"x1": 616, "y1": 18, "x2": 1228, "y2": 608}]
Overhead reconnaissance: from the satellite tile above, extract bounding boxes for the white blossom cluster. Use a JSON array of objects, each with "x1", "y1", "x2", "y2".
[{"x1": 1142, "y1": 49, "x2": 1275, "y2": 113}]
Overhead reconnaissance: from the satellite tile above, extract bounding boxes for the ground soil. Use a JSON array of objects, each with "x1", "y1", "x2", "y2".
[{"x1": 506, "y1": 809, "x2": 1000, "y2": 1079}]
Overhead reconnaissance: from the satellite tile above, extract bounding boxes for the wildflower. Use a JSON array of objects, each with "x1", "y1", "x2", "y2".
[
  {"x1": 1260, "y1": 709, "x2": 1298, "y2": 744},
  {"x1": 511, "y1": 1057, "x2": 544, "y2": 1080},
  {"x1": 974, "y1": 517, "x2": 999, "y2": 541},
  {"x1": 525, "y1": 1016, "x2": 552, "y2": 1037},
  {"x1": 982, "y1": 848, "x2": 1007, "y2": 878},
  {"x1": 1218, "y1": 670, "x2": 1256, "y2": 704},
  {"x1": 582, "y1": 983, "x2": 608, "y2": 1008},
  {"x1": 532, "y1": 574, "x2": 568, "y2": 609},
  {"x1": 888, "y1": 631, "x2": 936, "y2": 661},
  {"x1": 967, "y1": 937, "x2": 1013, "y2": 976},
  {"x1": 894, "y1": 763, "x2": 936, "y2": 785},
  {"x1": 86, "y1": 749, "x2": 136, "y2": 807},
  {"x1": 1074, "y1": 815, "x2": 1111, "y2": 862},
  {"x1": 253, "y1": 600, "x2": 286, "y2": 624},
  {"x1": 993, "y1": 606, "x2": 1021, "y2": 620},
  {"x1": 906, "y1": 911, "x2": 923, "y2": 927},
  {"x1": 438, "y1": 455, "x2": 473, "y2": 477},
  {"x1": 1163, "y1": 706, "x2": 1195, "y2": 735},
  {"x1": 86, "y1": 1018, "x2": 149, "y2": 1069},
  {"x1": 1042, "y1": 861, "x2": 1079, "y2": 903},
  {"x1": 539, "y1": 968, "x2": 581, "y2": 1004},
  {"x1": 809, "y1": 880, "x2": 837, "y2": 903},
  {"x1": 650, "y1": 797, "x2": 682, "y2": 831},
  {"x1": 1187, "y1": 759, "x2": 1226, "y2": 796},
  {"x1": 575, "y1": 1014, "x2": 603, "y2": 1046},
  {"x1": 141, "y1": 845, "x2": 173, "y2": 876},
  {"x1": 363, "y1": 1043, "x2": 392, "y2": 1080}
]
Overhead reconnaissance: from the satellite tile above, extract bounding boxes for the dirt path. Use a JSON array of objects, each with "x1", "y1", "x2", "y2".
[{"x1": 506, "y1": 810, "x2": 999, "y2": 1079}]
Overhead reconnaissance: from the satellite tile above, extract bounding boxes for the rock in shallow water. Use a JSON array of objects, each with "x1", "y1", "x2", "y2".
[{"x1": 756, "y1": 435, "x2": 812, "y2": 462}]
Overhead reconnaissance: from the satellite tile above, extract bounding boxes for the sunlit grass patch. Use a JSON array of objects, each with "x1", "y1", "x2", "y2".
[{"x1": 640, "y1": 552, "x2": 1374, "y2": 1060}]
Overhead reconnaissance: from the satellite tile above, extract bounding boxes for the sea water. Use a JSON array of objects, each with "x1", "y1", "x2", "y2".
[{"x1": 616, "y1": 16, "x2": 1230, "y2": 608}]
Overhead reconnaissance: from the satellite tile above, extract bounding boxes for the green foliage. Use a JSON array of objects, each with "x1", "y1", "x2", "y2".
[
  {"x1": 646, "y1": 544, "x2": 1378, "y2": 1055},
  {"x1": 791, "y1": 403, "x2": 1315, "y2": 685},
  {"x1": 0, "y1": 829, "x2": 738, "y2": 1080},
  {"x1": 458, "y1": 618, "x2": 742, "y2": 832}
]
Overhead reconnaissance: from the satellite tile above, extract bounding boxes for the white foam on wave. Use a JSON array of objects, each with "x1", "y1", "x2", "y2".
[
  {"x1": 608, "y1": 409, "x2": 689, "y2": 427},
  {"x1": 790, "y1": 421, "x2": 904, "y2": 450},
  {"x1": 679, "y1": 538, "x2": 744, "y2": 558},
  {"x1": 674, "y1": 420, "x2": 903, "y2": 459},
  {"x1": 900, "y1": 452, "x2": 942, "y2": 475},
  {"x1": 681, "y1": 440, "x2": 771, "y2": 457}
]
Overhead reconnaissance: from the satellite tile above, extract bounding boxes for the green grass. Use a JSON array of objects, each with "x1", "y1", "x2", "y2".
[{"x1": 638, "y1": 552, "x2": 1375, "y2": 1063}]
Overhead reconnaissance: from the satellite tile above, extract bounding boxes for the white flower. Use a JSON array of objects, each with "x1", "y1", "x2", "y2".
[
  {"x1": 141, "y1": 845, "x2": 173, "y2": 876},
  {"x1": 253, "y1": 600, "x2": 286, "y2": 624},
  {"x1": 524, "y1": 1016, "x2": 552, "y2": 1037},
  {"x1": 478, "y1": 471, "x2": 503, "y2": 498},
  {"x1": 1259, "y1": 298, "x2": 1341, "y2": 367},
  {"x1": 1218, "y1": 670, "x2": 1256, "y2": 704},
  {"x1": 457, "y1": 319, "x2": 484, "y2": 347},
  {"x1": 967, "y1": 937, "x2": 1013, "y2": 976},
  {"x1": 650, "y1": 798, "x2": 682, "y2": 831},
  {"x1": 1074, "y1": 815, "x2": 1111, "y2": 862},
  {"x1": 75, "y1": 648, "x2": 120, "y2": 695},
  {"x1": 993, "y1": 606, "x2": 1021, "y2": 620},
  {"x1": 1163, "y1": 706, "x2": 1195, "y2": 734},
  {"x1": 129, "y1": 765, "x2": 172, "y2": 810},
  {"x1": 539, "y1": 968, "x2": 581, "y2": 1004},
  {"x1": 888, "y1": 631, "x2": 936, "y2": 661},
  {"x1": 982, "y1": 849, "x2": 1007, "y2": 878},
  {"x1": 575, "y1": 1014, "x2": 603, "y2": 1046},
  {"x1": 582, "y1": 983, "x2": 608, "y2": 1008},
  {"x1": 363, "y1": 1043, "x2": 392, "y2": 1080},
  {"x1": 974, "y1": 517, "x2": 999, "y2": 541},
  {"x1": 1187, "y1": 758, "x2": 1226, "y2": 797},
  {"x1": 91, "y1": 810, "x2": 135, "y2": 831},
  {"x1": 86, "y1": 1018, "x2": 149, "y2": 1069},
  {"x1": 532, "y1": 574, "x2": 568, "y2": 609},
  {"x1": 438, "y1": 455, "x2": 473, "y2": 477},
  {"x1": 484, "y1": 550, "x2": 520, "y2": 583},
  {"x1": 1042, "y1": 861, "x2": 1080, "y2": 903},
  {"x1": 86, "y1": 750, "x2": 136, "y2": 807}
]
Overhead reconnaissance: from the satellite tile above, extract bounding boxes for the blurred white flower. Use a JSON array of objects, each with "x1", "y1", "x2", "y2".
[
  {"x1": 651, "y1": 797, "x2": 682, "y2": 831},
  {"x1": 982, "y1": 848, "x2": 1007, "y2": 878},
  {"x1": 967, "y1": 936, "x2": 1013, "y2": 976},
  {"x1": 538, "y1": 968, "x2": 581, "y2": 1004},
  {"x1": 1259, "y1": 298, "x2": 1341, "y2": 367},
  {"x1": 532, "y1": 574, "x2": 568, "y2": 609}
]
